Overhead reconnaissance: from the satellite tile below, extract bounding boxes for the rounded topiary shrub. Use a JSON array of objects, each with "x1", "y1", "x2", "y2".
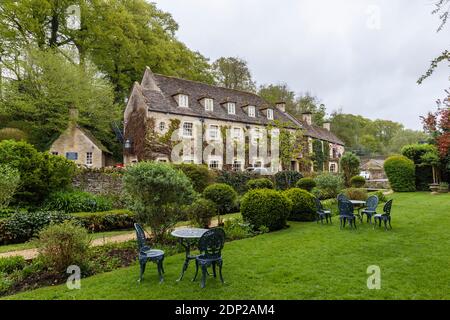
[
  {"x1": 384, "y1": 155, "x2": 416, "y2": 192},
  {"x1": 240, "y1": 189, "x2": 292, "y2": 231},
  {"x1": 296, "y1": 177, "x2": 316, "y2": 192},
  {"x1": 350, "y1": 175, "x2": 366, "y2": 188},
  {"x1": 187, "y1": 198, "x2": 217, "y2": 228},
  {"x1": 202, "y1": 183, "x2": 238, "y2": 214},
  {"x1": 274, "y1": 170, "x2": 303, "y2": 190},
  {"x1": 173, "y1": 163, "x2": 213, "y2": 193},
  {"x1": 283, "y1": 188, "x2": 316, "y2": 221},
  {"x1": 246, "y1": 178, "x2": 274, "y2": 190}
]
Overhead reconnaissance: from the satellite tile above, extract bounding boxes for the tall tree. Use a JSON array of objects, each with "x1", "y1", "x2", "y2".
[{"x1": 212, "y1": 57, "x2": 256, "y2": 92}]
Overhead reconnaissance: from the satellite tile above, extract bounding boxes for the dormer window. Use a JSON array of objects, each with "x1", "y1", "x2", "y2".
[
  {"x1": 178, "y1": 94, "x2": 189, "y2": 108},
  {"x1": 204, "y1": 98, "x2": 214, "y2": 112},
  {"x1": 267, "y1": 108, "x2": 274, "y2": 120},
  {"x1": 248, "y1": 105, "x2": 256, "y2": 117},
  {"x1": 227, "y1": 102, "x2": 236, "y2": 115}
]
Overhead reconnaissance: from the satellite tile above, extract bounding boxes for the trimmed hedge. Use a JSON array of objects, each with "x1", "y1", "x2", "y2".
[
  {"x1": 274, "y1": 171, "x2": 303, "y2": 190},
  {"x1": 296, "y1": 178, "x2": 316, "y2": 192},
  {"x1": 283, "y1": 188, "x2": 316, "y2": 221},
  {"x1": 72, "y1": 209, "x2": 135, "y2": 232},
  {"x1": 173, "y1": 163, "x2": 213, "y2": 193},
  {"x1": 246, "y1": 178, "x2": 274, "y2": 190},
  {"x1": 203, "y1": 183, "x2": 238, "y2": 215},
  {"x1": 350, "y1": 176, "x2": 366, "y2": 188},
  {"x1": 384, "y1": 155, "x2": 416, "y2": 192},
  {"x1": 240, "y1": 189, "x2": 292, "y2": 231}
]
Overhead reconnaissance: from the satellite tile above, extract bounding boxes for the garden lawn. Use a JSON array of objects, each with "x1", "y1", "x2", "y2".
[{"x1": 4, "y1": 192, "x2": 450, "y2": 300}]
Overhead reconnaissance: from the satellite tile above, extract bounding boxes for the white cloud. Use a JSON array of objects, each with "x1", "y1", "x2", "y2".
[{"x1": 154, "y1": 0, "x2": 449, "y2": 129}]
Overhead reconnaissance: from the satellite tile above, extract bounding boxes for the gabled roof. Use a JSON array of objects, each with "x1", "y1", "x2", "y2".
[
  {"x1": 77, "y1": 125, "x2": 112, "y2": 154},
  {"x1": 300, "y1": 121, "x2": 345, "y2": 145}
]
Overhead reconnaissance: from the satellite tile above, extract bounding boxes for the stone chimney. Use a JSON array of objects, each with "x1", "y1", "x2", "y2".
[
  {"x1": 275, "y1": 102, "x2": 286, "y2": 113},
  {"x1": 302, "y1": 112, "x2": 312, "y2": 125},
  {"x1": 323, "y1": 121, "x2": 331, "y2": 131}
]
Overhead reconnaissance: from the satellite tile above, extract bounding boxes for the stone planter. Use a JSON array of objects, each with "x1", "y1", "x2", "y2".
[
  {"x1": 429, "y1": 184, "x2": 440, "y2": 193},
  {"x1": 438, "y1": 184, "x2": 449, "y2": 193}
]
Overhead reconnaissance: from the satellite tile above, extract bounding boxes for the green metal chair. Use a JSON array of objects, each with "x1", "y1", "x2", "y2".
[
  {"x1": 361, "y1": 195, "x2": 379, "y2": 224},
  {"x1": 373, "y1": 200, "x2": 393, "y2": 231},
  {"x1": 193, "y1": 228, "x2": 225, "y2": 288},
  {"x1": 134, "y1": 223, "x2": 165, "y2": 283},
  {"x1": 314, "y1": 197, "x2": 332, "y2": 224},
  {"x1": 338, "y1": 200, "x2": 357, "y2": 229}
]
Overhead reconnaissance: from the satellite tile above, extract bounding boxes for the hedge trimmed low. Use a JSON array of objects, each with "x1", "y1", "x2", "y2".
[
  {"x1": 72, "y1": 210, "x2": 135, "y2": 232},
  {"x1": 350, "y1": 176, "x2": 366, "y2": 188},
  {"x1": 283, "y1": 188, "x2": 316, "y2": 221},
  {"x1": 240, "y1": 189, "x2": 292, "y2": 231},
  {"x1": 296, "y1": 178, "x2": 316, "y2": 192}
]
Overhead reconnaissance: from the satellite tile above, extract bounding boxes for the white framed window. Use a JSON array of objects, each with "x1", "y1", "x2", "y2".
[
  {"x1": 330, "y1": 163, "x2": 337, "y2": 173},
  {"x1": 182, "y1": 122, "x2": 193, "y2": 137},
  {"x1": 267, "y1": 108, "x2": 274, "y2": 120},
  {"x1": 157, "y1": 158, "x2": 168, "y2": 163},
  {"x1": 204, "y1": 98, "x2": 214, "y2": 112},
  {"x1": 209, "y1": 160, "x2": 220, "y2": 170},
  {"x1": 227, "y1": 102, "x2": 236, "y2": 115},
  {"x1": 159, "y1": 121, "x2": 166, "y2": 132},
  {"x1": 254, "y1": 160, "x2": 263, "y2": 168},
  {"x1": 248, "y1": 105, "x2": 256, "y2": 117},
  {"x1": 252, "y1": 128, "x2": 262, "y2": 143},
  {"x1": 232, "y1": 127, "x2": 242, "y2": 139},
  {"x1": 178, "y1": 94, "x2": 189, "y2": 108},
  {"x1": 51, "y1": 151, "x2": 58, "y2": 156},
  {"x1": 232, "y1": 160, "x2": 242, "y2": 171},
  {"x1": 86, "y1": 152, "x2": 93, "y2": 165},
  {"x1": 209, "y1": 125, "x2": 219, "y2": 140},
  {"x1": 183, "y1": 158, "x2": 194, "y2": 164}
]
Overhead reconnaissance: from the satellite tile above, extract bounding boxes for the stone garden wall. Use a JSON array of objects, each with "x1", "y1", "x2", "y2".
[{"x1": 72, "y1": 169, "x2": 124, "y2": 196}]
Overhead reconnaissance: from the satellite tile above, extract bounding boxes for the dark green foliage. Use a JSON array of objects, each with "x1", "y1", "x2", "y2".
[
  {"x1": 350, "y1": 175, "x2": 366, "y2": 188},
  {"x1": 202, "y1": 183, "x2": 238, "y2": 214},
  {"x1": 312, "y1": 140, "x2": 325, "y2": 171},
  {"x1": 123, "y1": 161, "x2": 195, "y2": 242},
  {"x1": 342, "y1": 188, "x2": 368, "y2": 201},
  {"x1": 368, "y1": 191, "x2": 388, "y2": 202},
  {"x1": 240, "y1": 189, "x2": 292, "y2": 231},
  {"x1": 274, "y1": 170, "x2": 303, "y2": 190},
  {"x1": 215, "y1": 170, "x2": 258, "y2": 194},
  {"x1": 340, "y1": 152, "x2": 361, "y2": 186},
  {"x1": 384, "y1": 156, "x2": 416, "y2": 192},
  {"x1": 43, "y1": 190, "x2": 113, "y2": 213},
  {"x1": 173, "y1": 163, "x2": 213, "y2": 193},
  {"x1": 73, "y1": 210, "x2": 136, "y2": 232},
  {"x1": 0, "y1": 211, "x2": 72, "y2": 245},
  {"x1": 283, "y1": 188, "x2": 316, "y2": 221},
  {"x1": 401, "y1": 144, "x2": 437, "y2": 190},
  {"x1": 187, "y1": 198, "x2": 217, "y2": 228},
  {"x1": 0, "y1": 140, "x2": 77, "y2": 204},
  {"x1": 0, "y1": 256, "x2": 26, "y2": 274},
  {"x1": 296, "y1": 178, "x2": 316, "y2": 192},
  {"x1": 246, "y1": 178, "x2": 274, "y2": 190}
]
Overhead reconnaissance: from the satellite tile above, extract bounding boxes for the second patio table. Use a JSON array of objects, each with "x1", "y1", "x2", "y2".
[{"x1": 171, "y1": 227, "x2": 208, "y2": 281}]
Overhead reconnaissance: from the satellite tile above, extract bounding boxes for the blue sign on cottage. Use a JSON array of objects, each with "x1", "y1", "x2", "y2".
[{"x1": 65, "y1": 152, "x2": 78, "y2": 160}]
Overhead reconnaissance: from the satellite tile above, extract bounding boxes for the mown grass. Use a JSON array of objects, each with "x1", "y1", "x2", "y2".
[{"x1": 4, "y1": 192, "x2": 450, "y2": 300}]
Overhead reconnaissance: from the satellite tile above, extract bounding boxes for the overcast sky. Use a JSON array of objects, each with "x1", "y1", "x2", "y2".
[{"x1": 153, "y1": 0, "x2": 449, "y2": 130}]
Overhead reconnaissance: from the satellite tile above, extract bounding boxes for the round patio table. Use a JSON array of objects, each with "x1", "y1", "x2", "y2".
[
  {"x1": 349, "y1": 200, "x2": 366, "y2": 222},
  {"x1": 171, "y1": 227, "x2": 208, "y2": 281}
]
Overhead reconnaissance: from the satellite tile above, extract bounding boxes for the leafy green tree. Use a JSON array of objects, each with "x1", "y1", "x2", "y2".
[
  {"x1": 258, "y1": 83, "x2": 296, "y2": 110},
  {"x1": 123, "y1": 161, "x2": 196, "y2": 242},
  {"x1": 0, "y1": 49, "x2": 120, "y2": 155},
  {"x1": 340, "y1": 152, "x2": 361, "y2": 186},
  {"x1": 0, "y1": 165, "x2": 20, "y2": 209},
  {"x1": 386, "y1": 129, "x2": 430, "y2": 154},
  {"x1": 212, "y1": 57, "x2": 256, "y2": 92}
]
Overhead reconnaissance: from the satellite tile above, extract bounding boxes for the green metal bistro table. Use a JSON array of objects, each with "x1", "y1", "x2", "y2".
[
  {"x1": 171, "y1": 227, "x2": 208, "y2": 281},
  {"x1": 349, "y1": 200, "x2": 366, "y2": 223}
]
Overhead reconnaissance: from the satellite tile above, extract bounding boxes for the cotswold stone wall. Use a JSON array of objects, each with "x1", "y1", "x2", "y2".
[{"x1": 72, "y1": 169, "x2": 124, "y2": 195}]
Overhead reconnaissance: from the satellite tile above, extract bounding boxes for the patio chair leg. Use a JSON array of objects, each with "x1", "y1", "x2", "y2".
[
  {"x1": 200, "y1": 264, "x2": 208, "y2": 288},
  {"x1": 192, "y1": 260, "x2": 199, "y2": 281},
  {"x1": 212, "y1": 261, "x2": 217, "y2": 278},
  {"x1": 218, "y1": 260, "x2": 224, "y2": 284},
  {"x1": 157, "y1": 260, "x2": 164, "y2": 283},
  {"x1": 139, "y1": 261, "x2": 146, "y2": 282}
]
